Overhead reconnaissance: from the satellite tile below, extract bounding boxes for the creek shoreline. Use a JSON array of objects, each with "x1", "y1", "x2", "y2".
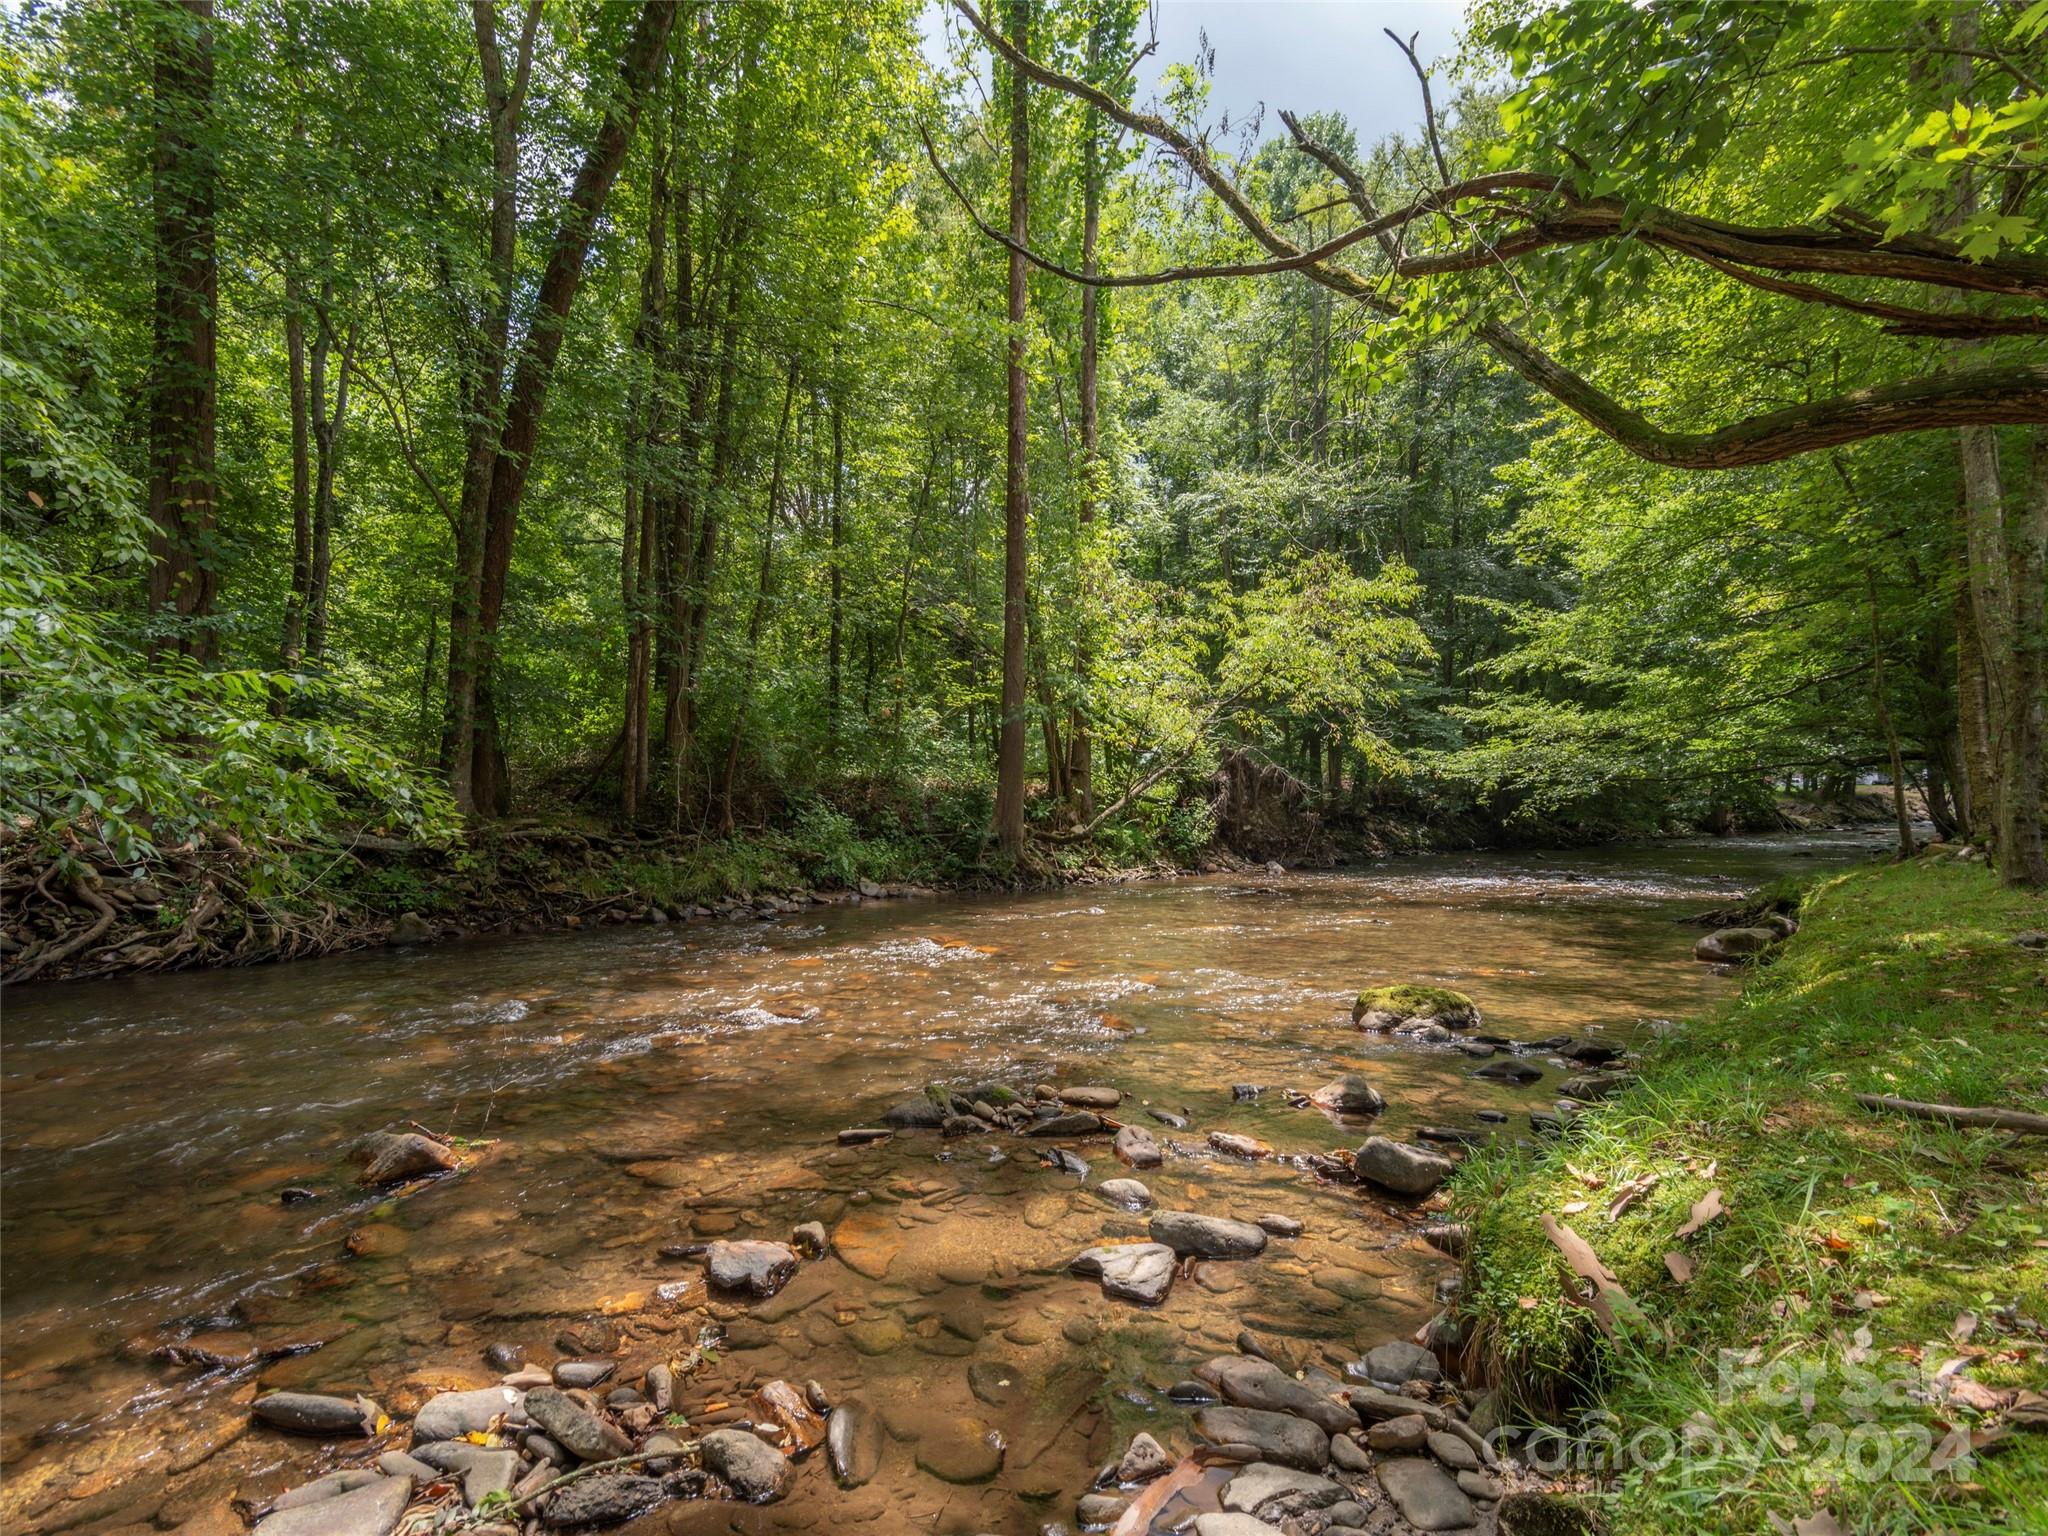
[{"x1": 0, "y1": 792, "x2": 1898, "y2": 990}]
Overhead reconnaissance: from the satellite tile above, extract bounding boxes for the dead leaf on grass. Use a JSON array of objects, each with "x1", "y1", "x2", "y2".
[
  {"x1": 1674, "y1": 1187, "x2": 1725, "y2": 1239},
  {"x1": 1950, "y1": 1312, "x2": 1978, "y2": 1344},
  {"x1": 1664, "y1": 1251, "x2": 1695, "y2": 1284},
  {"x1": 1607, "y1": 1171, "x2": 1661, "y2": 1221},
  {"x1": 1541, "y1": 1215, "x2": 1634, "y2": 1336}
]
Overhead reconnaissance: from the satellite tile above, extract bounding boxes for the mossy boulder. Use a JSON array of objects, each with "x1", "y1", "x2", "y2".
[{"x1": 1352, "y1": 984, "x2": 1480, "y2": 1031}]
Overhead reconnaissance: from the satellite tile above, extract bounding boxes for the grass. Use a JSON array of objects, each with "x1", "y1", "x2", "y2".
[{"x1": 1448, "y1": 855, "x2": 2048, "y2": 1535}]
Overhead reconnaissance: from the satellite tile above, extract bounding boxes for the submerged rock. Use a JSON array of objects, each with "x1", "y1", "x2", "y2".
[
  {"x1": 1255, "y1": 1214, "x2": 1302, "y2": 1237},
  {"x1": 701, "y1": 1427, "x2": 793, "y2": 1502},
  {"x1": 1097, "y1": 1178, "x2": 1153, "y2": 1210},
  {"x1": 1308, "y1": 1076, "x2": 1386, "y2": 1116},
  {"x1": 1353, "y1": 1137, "x2": 1455, "y2": 1197},
  {"x1": 748, "y1": 1379, "x2": 826, "y2": 1455},
  {"x1": 705, "y1": 1240, "x2": 798, "y2": 1298},
  {"x1": 353, "y1": 1131, "x2": 459, "y2": 1187},
  {"x1": 1207, "y1": 1132, "x2": 1272, "y2": 1160},
  {"x1": 1114, "y1": 1124, "x2": 1163, "y2": 1169},
  {"x1": 1352, "y1": 985, "x2": 1480, "y2": 1032},
  {"x1": 1071, "y1": 1242, "x2": 1177, "y2": 1305},
  {"x1": 1149, "y1": 1210, "x2": 1268, "y2": 1259},
  {"x1": 1694, "y1": 926, "x2": 1776, "y2": 962},
  {"x1": 552, "y1": 1358, "x2": 614, "y2": 1390},
  {"x1": 1025, "y1": 1111, "x2": 1106, "y2": 1138},
  {"x1": 827, "y1": 1401, "x2": 884, "y2": 1487},
  {"x1": 1472, "y1": 1058, "x2": 1543, "y2": 1085},
  {"x1": 881, "y1": 1095, "x2": 949, "y2": 1129},
  {"x1": 1058, "y1": 1086, "x2": 1122, "y2": 1109}
]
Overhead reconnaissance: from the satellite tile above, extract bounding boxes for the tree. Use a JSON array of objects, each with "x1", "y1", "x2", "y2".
[{"x1": 145, "y1": 0, "x2": 219, "y2": 662}]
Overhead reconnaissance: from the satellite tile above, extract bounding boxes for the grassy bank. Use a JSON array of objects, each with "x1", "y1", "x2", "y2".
[{"x1": 1450, "y1": 856, "x2": 2048, "y2": 1535}]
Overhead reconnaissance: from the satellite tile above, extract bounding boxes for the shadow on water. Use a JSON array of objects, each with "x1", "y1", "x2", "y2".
[{"x1": 0, "y1": 832, "x2": 1884, "y2": 1532}]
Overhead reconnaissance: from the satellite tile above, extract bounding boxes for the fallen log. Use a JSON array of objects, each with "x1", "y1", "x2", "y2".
[{"x1": 1854, "y1": 1094, "x2": 2048, "y2": 1137}]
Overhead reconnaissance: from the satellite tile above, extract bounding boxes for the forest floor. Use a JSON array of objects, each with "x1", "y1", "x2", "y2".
[{"x1": 1448, "y1": 854, "x2": 2048, "y2": 1535}]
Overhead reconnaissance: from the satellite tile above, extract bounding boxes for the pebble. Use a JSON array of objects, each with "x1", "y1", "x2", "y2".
[
  {"x1": 1097, "y1": 1177, "x2": 1153, "y2": 1209},
  {"x1": 1360, "y1": 1340, "x2": 1440, "y2": 1388},
  {"x1": 1307, "y1": 1076, "x2": 1385, "y2": 1115},
  {"x1": 1076, "y1": 1492, "x2": 1130, "y2": 1525},
  {"x1": 1219, "y1": 1463, "x2": 1345, "y2": 1515},
  {"x1": 1116, "y1": 1431, "x2": 1171, "y2": 1483},
  {"x1": 1254, "y1": 1214, "x2": 1301, "y2": 1237},
  {"x1": 792, "y1": 1221, "x2": 829, "y2": 1256},
  {"x1": 1058, "y1": 1086, "x2": 1123, "y2": 1108}
]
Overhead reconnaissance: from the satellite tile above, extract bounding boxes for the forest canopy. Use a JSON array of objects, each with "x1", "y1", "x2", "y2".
[{"x1": 3, "y1": 0, "x2": 2044, "y2": 905}]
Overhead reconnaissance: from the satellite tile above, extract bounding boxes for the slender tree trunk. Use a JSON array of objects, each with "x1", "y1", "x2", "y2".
[
  {"x1": 306, "y1": 314, "x2": 357, "y2": 665},
  {"x1": 2004, "y1": 430, "x2": 2048, "y2": 885},
  {"x1": 147, "y1": 0, "x2": 218, "y2": 663},
  {"x1": 993, "y1": 0, "x2": 1032, "y2": 856},
  {"x1": 1068, "y1": 15, "x2": 1100, "y2": 819},
  {"x1": 1867, "y1": 572, "x2": 1915, "y2": 860},
  {"x1": 827, "y1": 382, "x2": 845, "y2": 740},
  {"x1": 463, "y1": 0, "x2": 678, "y2": 809},
  {"x1": 441, "y1": 0, "x2": 537, "y2": 812},
  {"x1": 718, "y1": 357, "x2": 799, "y2": 832},
  {"x1": 280, "y1": 271, "x2": 311, "y2": 687},
  {"x1": 622, "y1": 117, "x2": 670, "y2": 823}
]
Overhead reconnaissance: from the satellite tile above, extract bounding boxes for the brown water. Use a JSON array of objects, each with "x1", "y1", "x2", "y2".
[{"x1": 0, "y1": 835, "x2": 1882, "y2": 1535}]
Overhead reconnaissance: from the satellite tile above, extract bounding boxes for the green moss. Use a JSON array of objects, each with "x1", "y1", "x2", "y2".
[
  {"x1": 1448, "y1": 856, "x2": 2048, "y2": 1534},
  {"x1": 1354, "y1": 983, "x2": 1477, "y2": 1019}
]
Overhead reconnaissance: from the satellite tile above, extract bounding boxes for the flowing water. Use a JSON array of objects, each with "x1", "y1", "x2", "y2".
[{"x1": 0, "y1": 834, "x2": 1884, "y2": 1535}]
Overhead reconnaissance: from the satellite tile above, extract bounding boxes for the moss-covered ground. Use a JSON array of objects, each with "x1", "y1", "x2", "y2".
[{"x1": 1449, "y1": 856, "x2": 2048, "y2": 1535}]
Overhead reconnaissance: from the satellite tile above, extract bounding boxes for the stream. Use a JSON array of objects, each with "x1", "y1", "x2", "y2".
[{"x1": 0, "y1": 833, "x2": 1886, "y2": 1535}]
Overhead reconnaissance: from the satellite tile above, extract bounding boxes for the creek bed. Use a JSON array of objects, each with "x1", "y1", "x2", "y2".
[{"x1": 0, "y1": 834, "x2": 1884, "y2": 1534}]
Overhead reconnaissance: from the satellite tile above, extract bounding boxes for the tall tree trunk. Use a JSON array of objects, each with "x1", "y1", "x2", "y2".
[
  {"x1": 442, "y1": 0, "x2": 541, "y2": 813},
  {"x1": 306, "y1": 312, "x2": 357, "y2": 666},
  {"x1": 1068, "y1": 13, "x2": 1100, "y2": 820},
  {"x1": 622, "y1": 115, "x2": 670, "y2": 824},
  {"x1": 1955, "y1": 572, "x2": 1994, "y2": 843},
  {"x1": 827, "y1": 380, "x2": 845, "y2": 740},
  {"x1": 1867, "y1": 572, "x2": 1915, "y2": 860},
  {"x1": 147, "y1": 0, "x2": 218, "y2": 663},
  {"x1": 993, "y1": 0, "x2": 1032, "y2": 856},
  {"x1": 718, "y1": 357, "x2": 800, "y2": 832},
  {"x1": 280, "y1": 270, "x2": 311, "y2": 686},
  {"x1": 463, "y1": 0, "x2": 679, "y2": 808},
  {"x1": 2004, "y1": 430, "x2": 2048, "y2": 885}
]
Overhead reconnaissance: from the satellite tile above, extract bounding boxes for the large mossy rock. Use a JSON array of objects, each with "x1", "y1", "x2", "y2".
[{"x1": 1352, "y1": 984, "x2": 1480, "y2": 1031}]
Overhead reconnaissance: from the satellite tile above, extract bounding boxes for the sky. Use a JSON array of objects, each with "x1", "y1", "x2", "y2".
[{"x1": 923, "y1": 0, "x2": 1471, "y2": 148}]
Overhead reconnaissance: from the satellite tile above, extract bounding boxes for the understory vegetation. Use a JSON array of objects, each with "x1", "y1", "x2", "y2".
[
  {"x1": 3, "y1": 0, "x2": 2045, "y2": 983},
  {"x1": 1450, "y1": 857, "x2": 2048, "y2": 1534}
]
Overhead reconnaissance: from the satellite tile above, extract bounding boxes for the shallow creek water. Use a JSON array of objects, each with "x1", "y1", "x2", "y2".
[{"x1": 0, "y1": 834, "x2": 1882, "y2": 1535}]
